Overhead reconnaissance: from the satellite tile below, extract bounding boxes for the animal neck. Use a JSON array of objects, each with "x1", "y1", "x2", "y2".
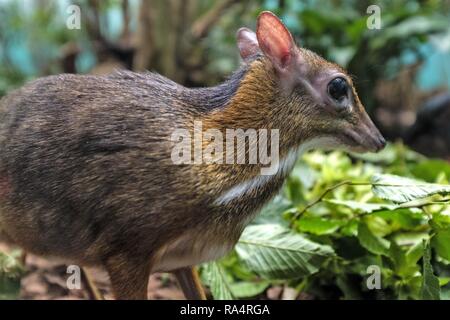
[
  {"x1": 202, "y1": 58, "x2": 280, "y2": 131},
  {"x1": 186, "y1": 59, "x2": 316, "y2": 206},
  {"x1": 200, "y1": 58, "x2": 308, "y2": 170}
]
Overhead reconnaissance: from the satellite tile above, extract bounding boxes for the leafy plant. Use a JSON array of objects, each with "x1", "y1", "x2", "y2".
[
  {"x1": 0, "y1": 250, "x2": 25, "y2": 300},
  {"x1": 202, "y1": 143, "x2": 450, "y2": 300}
]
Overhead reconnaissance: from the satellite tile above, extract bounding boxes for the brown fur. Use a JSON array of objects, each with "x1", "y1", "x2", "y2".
[{"x1": 0, "y1": 40, "x2": 380, "y2": 298}]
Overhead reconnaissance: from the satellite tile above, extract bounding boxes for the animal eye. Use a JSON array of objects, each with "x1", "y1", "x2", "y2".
[{"x1": 327, "y1": 77, "x2": 348, "y2": 102}]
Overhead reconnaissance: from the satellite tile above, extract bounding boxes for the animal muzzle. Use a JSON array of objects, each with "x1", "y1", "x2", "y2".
[{"x1": 357, "y1": 112, "x2": 386, "y2": 153}]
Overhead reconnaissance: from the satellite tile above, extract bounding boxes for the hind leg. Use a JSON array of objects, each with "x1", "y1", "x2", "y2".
[
  {"x1": 173, "y1": 267, "x2": 207, "y2": 300},
  {"x1": 104, "y1": 254, "x2": 151, "y2": 300},
  {"x1": 81, "y1": 267, "x2": 104, "y2": 300}
]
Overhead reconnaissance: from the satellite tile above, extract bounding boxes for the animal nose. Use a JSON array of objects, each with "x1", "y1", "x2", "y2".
[{"x1": 375, "y1": 135, "x2": 386, "y2": 151}]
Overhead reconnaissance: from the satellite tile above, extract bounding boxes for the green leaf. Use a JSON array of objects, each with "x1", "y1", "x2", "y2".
[
  {"x1": 371, "y1": 16, "x2": 449, "y2": 50},
  {"x1": 420, "y1": 241, "x2": 440, "y2": 300},
  {"x1": 0, "y1": 251, "x2": 24, "y2": 300},
  {"x1": 254, "y1": 195, "x2": 292, "y2": 226},
  {"x1": 431, "y1": 212, "x2": 450, "y2": 230},
  {"x1": 326, "y1": 199, "x2": 424, "y2": 216},
  {"x1": 327, "y1": 200, "x2": 426, "y2": 231},
  {"x1": 336, "y1": 274, "x2": 363, "y2": 300},
  {"x1": 297, "y1": 216, "x2": 343, "y2": 235},
  {"x1": 0, "y1": 274, "x2": 21, "y2": 300},
  {"x1": 392, "y1": 232, "x2": 429, "y2": 247},
  {"x1": 349, "y1": 143, "x2": 400, "y2": 164},
  {"x1": 326, "y1": 199, "x2": 399, "y2": 213},
  {"x1": 389, "y1": 242, "x2": 420, "y2": 277},
  {"x1": 236, "y1": 224, "x2": 334, "y2": 279},
  {"x1": 432, "y1": 228, "x2": 450, "y2": 261},
  {"x1": 375, "y1": 210, "x2": 425, "y2": 230},
  {"x1": 439, "y1": 277, "x2": 450, "y2": 287},
  {"x1": 442, "y1": 287, "x2": 450, "y2": 300},
  {"x1": 371, "y1": 174, "x2": 450, "y2": 203},
  {"x1": 289, "y1": 161, "x2": 319, "y2": 190},
  {"x1": 411, "y1": 160, "x2": 450, "y2": 182},
  {"x1": 202, "y1": 262, "x2": 234, "y2": 300},
  {"x1": 229, "y1": 281, "x2": 270, "y2": 298},
  {"x1": 357, "y1": 221, "x2": 390, "y2": 256},
  {"x1": 406, "y1": 241, "x2": 425, "y2": 265}
]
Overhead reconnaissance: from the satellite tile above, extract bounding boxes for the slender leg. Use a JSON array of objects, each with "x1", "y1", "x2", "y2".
[
  {"x1": 173, "y1": 266, "x2": 207, "y2": 300},
  {"x1": 20, "y1": 251, "x2": 104, "y2": 300},
  {"x1": 81, "y1": 267, "x2": 104, "y2": 300},
  {"x1": 19, "y1": 250, "x2": 27, "y2": 266},
  {"x1": 104, "y1": 255, "x2": 151, "y2": 300}
]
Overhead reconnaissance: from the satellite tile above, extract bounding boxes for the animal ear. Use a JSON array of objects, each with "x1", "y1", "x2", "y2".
[
  {"x1": 236, "y1": 27, "x2": 260, "y2": 62},
  {"x1": 256, "y1": 11, "x2": 297, "y2": 71}
]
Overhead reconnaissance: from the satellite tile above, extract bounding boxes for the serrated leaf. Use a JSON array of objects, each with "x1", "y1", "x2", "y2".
[
  {"x1": 202, "y1": 262, "x2": 234, "y2": 300},
  {"x1": 371, "y1": 174, "x2": 450, "y2": 203},
  {"x1": 420, "y1": 241, "x2": 440, "y2": 300},
  {"x1": 357, "y1": 221, "x2": 390, "y2": 256},
  {"x1": 236, "y1": 224, "x2": 334, "y2": 279}
]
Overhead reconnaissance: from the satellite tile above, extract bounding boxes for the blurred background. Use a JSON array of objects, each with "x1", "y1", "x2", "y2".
[
  {"x1": 0, "y1": 0, "x2": 450, "y2": 158},
  {"x1": 0, "y1": 0, "x2": 450, "y2": 300},
  {"x1": 1, "y1": 0, "x2": 450, "y2": 158}
]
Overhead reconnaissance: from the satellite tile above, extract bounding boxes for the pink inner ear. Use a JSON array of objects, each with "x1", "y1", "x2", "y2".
[
  {"x1": 279, "y1": 52, "x2": 291, "y2": 67},
  {"x1": 257, "y1": 12, "x2": 295, "y2": 69},
  {"x1": 259, "y1": 37, "x2": 291, "y2": 66}
]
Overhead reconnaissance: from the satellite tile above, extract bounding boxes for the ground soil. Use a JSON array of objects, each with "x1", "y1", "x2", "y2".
[{"x1": 0, "y1": 242, "x2": 184, "y2": 300}]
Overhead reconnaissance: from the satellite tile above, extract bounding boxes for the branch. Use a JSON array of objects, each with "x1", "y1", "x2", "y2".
[
  {"x1": 289, "y1": 180, "x2": 371, "y2": 226},
  {"x1": 121, "y1": 0, "x2": 131, "y2": 40},
  {"x1": 191, "y1": 0, "x2": 240, "y2": 39},
  {"x1": 289, "y1": 180, "x2": 450, "y2": 227},
  {"x1": 133, "y1": 0, "x2": 155, "y2": 71}
]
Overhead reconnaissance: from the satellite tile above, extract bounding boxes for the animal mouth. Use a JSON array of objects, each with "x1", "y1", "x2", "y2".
[
  {"x1": 340, "y1": 129, "x2": 367, "y2": 152},
  {"x1": 342, "y1": 130, "x2": 361, "y2": 146},
  {"x1": 341, "y1": 128, "x2": 385, "y2": 153}
]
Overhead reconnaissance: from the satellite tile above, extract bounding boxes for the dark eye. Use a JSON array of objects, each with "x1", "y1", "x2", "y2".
[{"x1": 327, "y1": 77, "x2": 348, "y2": 102}]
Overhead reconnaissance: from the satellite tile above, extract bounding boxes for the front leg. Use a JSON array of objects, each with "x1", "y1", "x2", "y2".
[{"x1": 173, "y1": 266, "x2": 207, "y2": 300}]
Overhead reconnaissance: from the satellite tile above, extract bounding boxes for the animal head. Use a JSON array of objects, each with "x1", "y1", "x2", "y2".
[{"x1": 236, "y1": 11, "x2": 385, "y2": 153}]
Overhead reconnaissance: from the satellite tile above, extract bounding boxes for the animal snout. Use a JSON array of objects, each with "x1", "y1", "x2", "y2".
[{"x1": 373, "y1": 133, "x2": 386, "y2": 152}]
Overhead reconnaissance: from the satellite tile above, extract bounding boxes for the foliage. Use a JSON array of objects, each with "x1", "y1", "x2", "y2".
[
  {"x1": 268, "y1": 0, "x2": 450, "y2": 110},
  {"x1": 0, "y1": 250, "x2": 24, "y2": 300},
  {"x1": 202, "y1": 143, "x2": 450, "y2": 300},
  {"x1": 235, "y1": 224, "x2": 334, "y2": 279},
  {"x1": 0, "y1": 0, "x2": 89, "y2": 96},
  {"x1": 202, "y1": 261, "x2": 235, "y2": 300},
  {"x1": 1, "y1": 0, "x2": 449, "y2": 103}
]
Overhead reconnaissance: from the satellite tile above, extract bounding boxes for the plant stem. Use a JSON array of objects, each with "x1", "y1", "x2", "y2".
[
  {"x1": 289, "y1": 178, "x2": 450, "y2": 227},
  {"x1": 289, "y1": 180, "x2": 371, "y2": 226}
]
